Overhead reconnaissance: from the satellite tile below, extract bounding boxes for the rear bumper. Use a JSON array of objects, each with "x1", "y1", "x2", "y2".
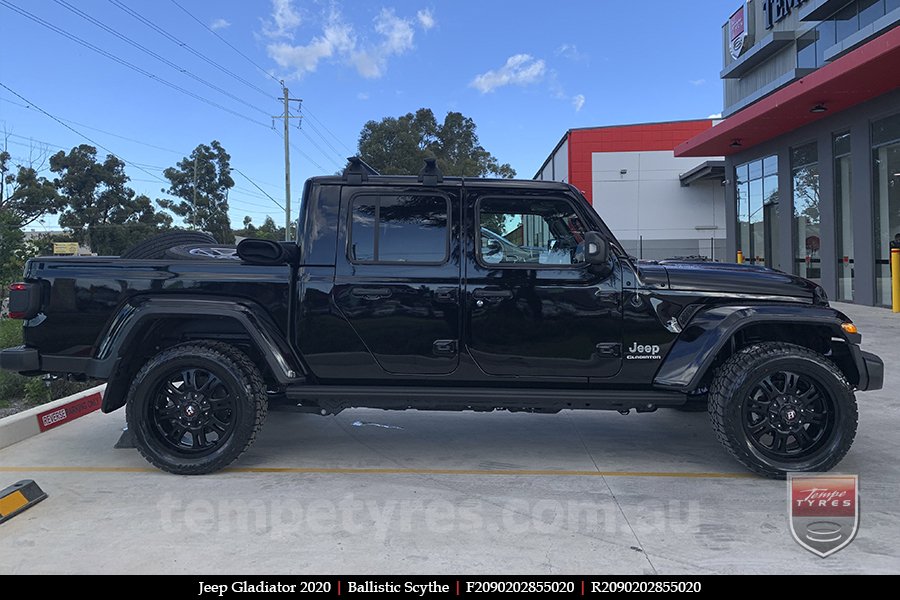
[
  {"x1": 858, "y1": 350, "x2": 884, "y2": 391},
  {"x1": 0, "y1": 346, "x2": 40, "y2": 372}
]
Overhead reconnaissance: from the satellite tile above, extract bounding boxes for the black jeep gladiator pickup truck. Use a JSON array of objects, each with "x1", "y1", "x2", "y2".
[{"x1": 1, "y1": 158, "x2": 884, "y2": 477}]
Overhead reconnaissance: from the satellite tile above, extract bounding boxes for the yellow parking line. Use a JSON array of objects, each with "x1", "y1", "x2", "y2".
[{"x1": 0, "y1": 465, "x2": 755, "y2": 478}]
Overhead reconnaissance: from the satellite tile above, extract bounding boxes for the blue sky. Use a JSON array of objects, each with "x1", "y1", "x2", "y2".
[{"x1": 0, "y1": 0, "x2": 729, "y2": 230}]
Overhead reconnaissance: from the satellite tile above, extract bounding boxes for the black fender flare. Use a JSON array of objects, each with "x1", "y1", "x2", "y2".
[
  {"x1": 653, "y1": 304, "x2": 863, "y2": 392},
  {"x1": 97, "y1": 296, "x2": 304, "y2": 412}
]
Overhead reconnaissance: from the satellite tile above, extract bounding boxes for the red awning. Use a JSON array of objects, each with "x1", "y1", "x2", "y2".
[{"x1": 676, "y1": 26, "x2": 900, "y2": 157}]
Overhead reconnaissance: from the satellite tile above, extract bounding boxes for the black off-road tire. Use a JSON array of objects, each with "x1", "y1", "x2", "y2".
[
  {"x1": 708, "y1": 342, "x2": 858, "y2": 479},
  {"x1": 125, "y1": 341, "x2": 267, "y2": 475},
  {"x1": 121, "y1": 231, "x2": 216, "y2": 259}
]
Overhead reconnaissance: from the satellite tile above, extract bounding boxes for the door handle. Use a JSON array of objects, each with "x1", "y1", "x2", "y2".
[
  {"x1": 351, "y1": 287, "x2": 392, "y2": 300},
  {"x1": 473, "y1": 289, "x2": 513, "y2": 299}
]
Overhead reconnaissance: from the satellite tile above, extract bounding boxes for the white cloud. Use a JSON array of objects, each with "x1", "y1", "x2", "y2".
[
  {"x1": 263, "y1": 0, "x2": 302, "y2": 39},
  {"x1": 470, "y1": 54, "x2": 546, "y2": 93},
  {"x1": 416, "y1": 8, "x2": 435, "y2": 30},
  {"x1": 266, "y1": 6, "x2": 419, "y2": 79},
  {"x1": 556, "y1": 43, "x2": 586, "y2": 61},
  {"x1": 707, "y1": 112, "x2": 723, "y2": 119},
  {"x1": 689, "y1": 78, "x2": 707, "y2": 86},
  {"x1": 210, "y1": 18, "x2": 231, "y2": 31},
  {"x1": 357, "y1": 92, "x2": 370, "y2": 100},
  {"x1": 267, "y1": 12, "x2": 355, "y2": 77},
  {"x1": 572, "y1": 94, "x2": 585, "y2": 112}
]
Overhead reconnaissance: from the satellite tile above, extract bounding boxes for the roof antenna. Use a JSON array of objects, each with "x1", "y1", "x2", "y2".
[{"x1": 418, "y1": 157, "x2": 443, "y2": 186}]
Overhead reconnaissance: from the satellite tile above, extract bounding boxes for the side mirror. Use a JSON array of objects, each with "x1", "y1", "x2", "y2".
[
  {"x1": 583, "y1": 231, "x2": 610, "y2": 267},
  {"x1": 237, "y1": 238, "x2": 298, "y2": 265}
]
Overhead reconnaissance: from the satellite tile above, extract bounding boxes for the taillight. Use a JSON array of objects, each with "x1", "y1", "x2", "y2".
[{"x1": 8, "y1": 282, "x2": 40, "y2": 320}]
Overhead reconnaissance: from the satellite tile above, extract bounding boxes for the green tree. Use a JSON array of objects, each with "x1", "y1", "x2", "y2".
[
  {"x1": 50, "y1": 144, "x2": 170, "y2": 249},
  {"x1": 235, "y1": 215, "x2": 295, "y2": 241},
  {"x1": 1, "y1": 150, "x2": 62, "y2": 229},
  {"x1": 358, "y1": 108, "x2": 516, "y2": 178},
  {"x1": 158, "y1": 141, "x2": 235, "y2": 243}
]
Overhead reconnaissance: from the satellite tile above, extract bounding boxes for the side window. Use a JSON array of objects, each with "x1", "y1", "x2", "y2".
[
  {"x1": 478, "y1": 197, "x2": 588, "y2": 267},
  {"x1": 349, "y1": 194, "x2": 449, "y2": 264}
]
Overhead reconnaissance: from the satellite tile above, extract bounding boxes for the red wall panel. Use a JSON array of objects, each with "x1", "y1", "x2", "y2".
[{"x1": 567, "y1": 120, "x2": 714, "y2": 202}]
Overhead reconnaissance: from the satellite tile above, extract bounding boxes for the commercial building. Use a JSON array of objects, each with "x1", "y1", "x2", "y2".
[
  {"x1": 535, "y1": 120, "x2": 727, "y2": 261},
  {"x1": 677, "y1": 0, "x2": 900, "y2": 306}
]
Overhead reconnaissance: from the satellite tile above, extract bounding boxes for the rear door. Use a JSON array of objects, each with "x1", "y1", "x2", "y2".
[{"x1": 332, "y1": 184, "x2": 462, "y2": 375}]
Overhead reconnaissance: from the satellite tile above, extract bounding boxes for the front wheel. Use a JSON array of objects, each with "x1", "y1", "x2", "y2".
[
  {"x1": 709, "y1": 342, "x2": 858, "y2": 479},
  {"x1": 125, "y1": 342, "x2": 267, "y2": 475}
]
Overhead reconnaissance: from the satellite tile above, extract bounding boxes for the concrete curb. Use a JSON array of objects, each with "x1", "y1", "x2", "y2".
[{"x1": 0, "y1": 384, "x2": 106, "y2": 451}]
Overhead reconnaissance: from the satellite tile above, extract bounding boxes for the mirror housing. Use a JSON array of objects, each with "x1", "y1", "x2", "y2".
[
  {"x1": 237, "y1": 238, "x2": 299, "y2": 265},
  {"x1": 583, "y1": 231, "x2": 611, "y2": 270}
]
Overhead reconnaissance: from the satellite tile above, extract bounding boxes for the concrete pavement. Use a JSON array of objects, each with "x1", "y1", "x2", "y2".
[{"x1": 0, "y1": 302, "x2": 897, "y2": 574}]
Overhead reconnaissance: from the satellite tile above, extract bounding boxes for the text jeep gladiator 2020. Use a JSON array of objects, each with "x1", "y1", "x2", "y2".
[{"x1": 1, "y1": 158, "x2": 883, "y2": 477}]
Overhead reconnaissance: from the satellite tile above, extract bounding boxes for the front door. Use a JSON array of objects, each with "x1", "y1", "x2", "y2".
[
  {"x1": 464, "y1": 191, "x2": 623, "y2": 380},
  {"x1": 333, "y1": 185, "x2": 462, "y2": 375}
]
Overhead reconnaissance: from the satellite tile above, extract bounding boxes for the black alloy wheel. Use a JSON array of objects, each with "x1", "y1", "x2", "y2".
[
  {"x1": 709, "y1": 342, "x2": 857, "y2": 478},
  {"x1": 742, "y1": 370, "x2": 834, "y2": 460},
  {"x1": 149, "y1": 367, "x2": 236, "y2": 454},
  {"x1": 126, "y1": 341, "x2": 267, "y2": 475}
]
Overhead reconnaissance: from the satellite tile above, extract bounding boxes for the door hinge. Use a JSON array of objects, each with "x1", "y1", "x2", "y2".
[
  {"x1": 433, "y1": 339, "x2": 458, "y2": 357},
  {"x1": 595, "y1": 343, "x2": 621, "y2": 357}
]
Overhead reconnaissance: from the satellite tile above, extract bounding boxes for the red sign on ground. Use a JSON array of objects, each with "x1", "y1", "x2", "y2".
[{"x1": 36, "y1": 391, "x2": 103, "y2": 432}]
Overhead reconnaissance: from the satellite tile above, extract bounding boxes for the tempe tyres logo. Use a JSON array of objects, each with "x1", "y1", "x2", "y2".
[{"x1": 788, "y1": 474, "x2": 859, "y2": 557}]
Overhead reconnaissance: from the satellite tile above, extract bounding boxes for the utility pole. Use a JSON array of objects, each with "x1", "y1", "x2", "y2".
[{"x1": 274, "y1": 83, "x2": 302, "y2": 241}]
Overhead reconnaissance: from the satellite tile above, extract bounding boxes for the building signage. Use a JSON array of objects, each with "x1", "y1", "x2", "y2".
[
  {"x1": 729, "y1": 3, "x2": 749, "y2": 60},
  {"x1": 762, "y1": 0, "x2": 809, "y2": 30}
]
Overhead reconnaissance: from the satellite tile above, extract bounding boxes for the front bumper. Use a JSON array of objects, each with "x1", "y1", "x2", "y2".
[{"x1": 858, "y1": 350, "x2": 884, "y2": 391}]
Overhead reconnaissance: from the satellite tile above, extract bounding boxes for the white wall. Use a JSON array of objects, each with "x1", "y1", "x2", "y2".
[{"x1": 591, "y1": 150, "x2": 725, "y2": 258}]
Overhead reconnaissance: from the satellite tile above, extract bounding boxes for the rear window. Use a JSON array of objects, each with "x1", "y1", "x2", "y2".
[{"x1": 349, "y1": 195, "x2": 449, "y2": 264}]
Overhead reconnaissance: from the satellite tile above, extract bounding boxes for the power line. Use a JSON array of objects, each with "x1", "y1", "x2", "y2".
[
  {"x1": 108, "y1": 0, "x2": 276, "y2": 101},
  {"x1": 169, "y1": 0, "x2": 282, "y2": 85},
  {"x1": 1, "y1": 97, "x2": 187, "y2": 155},
  {"x1": 0, "y1": 82, "x2": 169, "y2": 186},
  {"x1": 297, "y1": 128, "x2": 344, "y2": 170},
  {"x1": 233, "y1": 167, "x2": 284, "y2": 211},
  {"x1": 51, "y1": 0, "x2": 269, "y2": 118},
  {"x1": 302, "y1": 104, "x2": 356, "y2": 155},
  {"x1": 299, "y1": 112, "x2": 347, "y2": 164},
  {"x1": 0, "y1": 1, "x2": 272, "y2": 129}
]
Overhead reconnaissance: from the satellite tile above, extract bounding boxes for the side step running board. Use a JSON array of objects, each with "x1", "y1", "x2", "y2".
[{"x1": 282, "y1": 385, "x2": 686, "y2": 415}]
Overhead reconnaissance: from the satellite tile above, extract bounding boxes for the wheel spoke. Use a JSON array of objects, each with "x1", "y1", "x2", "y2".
[
  {"x1": 168, "y1": 425, "x2": 186, "y2": 443},
  {"x1": 156, "y1": 404, "x2": 180, "y2": 420},
  {"x1": 781, "y1": 372, "x2": 800, "y2": 395},
  {"x1": 748, "y1": 420, "x2": 769, "y2": 436},
  {"x1": 806, "y1": 412, "x2": 825, "y2": 425},
  {"x1": 182, "y1": 369, "x2": 198, "y2": 392},
  {"x1": 772, "y1": 432, "x2": 788, "y2": 452},
  {"x1": 199, "y1": 374, "x2": 222, "y2": 395},
  {"x1": 165, "y1": 381, "x2": 184, "y2": 399},
  {"x1": 794, "y1": 427, "x2": 813, "y2": 448},
  {"x1": 758, "y1": 377, "x2": 779, "y2": 401}
]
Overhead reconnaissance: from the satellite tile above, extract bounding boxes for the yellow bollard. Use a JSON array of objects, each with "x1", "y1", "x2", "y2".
[
  {"x1": 737, "y1": 250, "x2": 744, "y2": 264},
  {"x1": 892, "y1": 248, "x2": 900, "y2": 313}
]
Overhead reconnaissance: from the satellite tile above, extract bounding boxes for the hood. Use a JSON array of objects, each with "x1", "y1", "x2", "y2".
[{"x1": 638, "y1": 261, "x2": 823, "y2": 301}]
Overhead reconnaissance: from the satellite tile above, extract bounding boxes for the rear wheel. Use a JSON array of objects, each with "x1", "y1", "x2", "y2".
[
  {"x1": 125, "y1": 342, "x2": 267, "y2": 475},
  {"x1": 709, "y1": 342, "x2": 857, "y2": 479}
]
